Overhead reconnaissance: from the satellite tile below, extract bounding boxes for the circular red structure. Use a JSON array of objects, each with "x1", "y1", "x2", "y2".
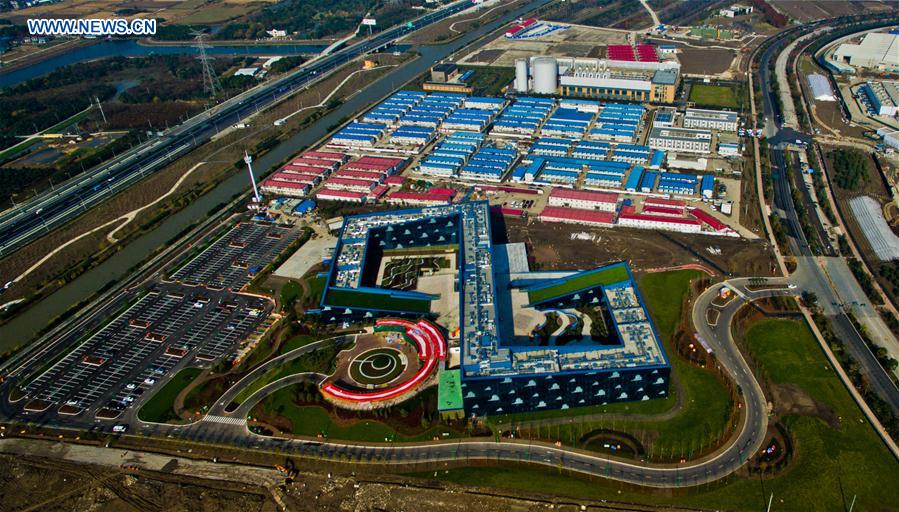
[{"x1": 322, "y1": 318, "x2": 446, "y2": 402}]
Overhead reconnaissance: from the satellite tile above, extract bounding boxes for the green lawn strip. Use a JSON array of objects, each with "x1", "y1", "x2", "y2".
[
  {"x1": 233, "y1": 341, "x2": 347, "y2": 405},
  {"x1": 408, "y1": 320, "x2": 897, "y2": 511},
  {"x1": 278, "y1": 334, "x2": 318, "y2": 355},
  {"x1": 689, "y1": 84, "x2": 738, "y2": 108},
  {"x1": 46, "y1": 108, "x2": 91, "y2": 134},
  {"x1": 324, "y1": 288, "x2": 431, "y2": 313},
  {"x1": 253, "y1": 387, "x2": 458, "y2": 443},
  {"x1": 280, "y1": 280, "x2": 303, "y2": 308},
  {"x1": 0, "y1": 137, "x2": 40, "y2": 161},
  {"x1": 303, "y1": 275, "x2": 327, "y2": 306},
  {"x1": 527, "y1": 265, "x2": 629, "y2": 304},
  {"x1": 137, "y1": 367, "x2": 202, "y2": 423}
]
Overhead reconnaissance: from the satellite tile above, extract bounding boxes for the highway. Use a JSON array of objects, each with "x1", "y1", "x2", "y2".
[
  {"x1": 0, "y1": 0, "x2": 480, "y2": 259},
  {"x1": 756, "y1": 22, "x2": 899, "y2": 413}
]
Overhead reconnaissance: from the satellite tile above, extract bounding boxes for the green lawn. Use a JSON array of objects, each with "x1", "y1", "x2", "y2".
[
  {"x1": 279, "y1": 334, "x2": 319, "y2": 355},
  {"x1": 527, "y1": 264, "x2": 629, "y2": 304},
  {"x1": 458, "y1": 66, "x2": 515, "y2": 96},
  {"x1": 281, "y1": 280, "x2": 303, "y2": 309},
  {"x1": 689, "y1": 84, "x2": 739, "y2": 108},
  {"x1": 253, "y1": 387, "x2": 460, "y2": 442},
  {"x1": 304, "y1": 275, "x2": 327, "y2": 307},
  {"x1": 409, "y1": 319, "x2": 898, "y2": 511},
  {"x1": 137, "y1": 367, "x2": 202, "y2": 423},
  {"x1": 233, "y1": 341, "x2": 349, "y2": 404},
  {"x1": 324, "y1": 288, "x2": 431, "y2": 313}
]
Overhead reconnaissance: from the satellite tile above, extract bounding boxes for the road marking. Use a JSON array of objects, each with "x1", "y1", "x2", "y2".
[{"x1": 204, "y1": 415, "x2": 247, "y2": 426}]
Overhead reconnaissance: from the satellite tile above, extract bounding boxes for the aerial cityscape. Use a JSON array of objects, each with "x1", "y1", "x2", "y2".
[{"x1": 0, "y1": 0, "x2": 897, "y2": 510}]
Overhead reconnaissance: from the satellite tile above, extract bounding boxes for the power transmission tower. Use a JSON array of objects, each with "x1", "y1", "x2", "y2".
[{"x1": 192, "y1": 31, "x2": 222, "y2": 98}]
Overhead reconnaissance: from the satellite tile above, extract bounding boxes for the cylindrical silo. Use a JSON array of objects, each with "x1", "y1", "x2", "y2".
[
  {"x1": 514, "y1": 59, "x2": 529, "y2": 93},
  {"x1": 531, "y1": 57, "x2": 558, "y2": 95}
]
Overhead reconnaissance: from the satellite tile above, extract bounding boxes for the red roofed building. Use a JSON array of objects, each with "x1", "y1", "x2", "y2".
[
  {"x1": 270, "y1": 172, "x2": 318, "y2": 186},
  {"x1": 303, "y1": 150, "x2": 347, "y2": 163},
  {"x1": 540, "y1": 206, "x2": 614, "y2": 227},
  {"x1": 644, "y1": 197, "x2": 686, "y2": 210},
  {"x1": 427, "y1": 187, "x2": 457, "y2": 197},
  {"x1": 689, "y1": 209, "x2": 729, "y2": 231},
  {"x1": 333, "y1": 170, "x2": 385, "y2": 182},
  {"x1": 291, "y1": 158, "x2": 338, "y2": 172},
  {"x1": 368, "y1": 184, "x2": 390, "y2": 201},
  {"x1": 282, "y1": 164, "x2": 329, "y2": 176},
  {"x1": 618, "y1": 211, "x2": 701, "y2": 233},
  {"x1": 643, "y1": 205, "x2": 683, "y2": 217},
  {"x1": 260, "y1": 179, "x2": 311, "y2": 198},
  {"x1": 384, "y1": 175, "x2": 406, "y2": 186},
  {"x1": 322, "y1": 177, "x2": 377, "y2": 193},
  {"x1": 316, "y1": 188, "x2": 366, "y2": 203},
  {"x1": 548, "y1": 188, "x2": 618, "y2": 212}
]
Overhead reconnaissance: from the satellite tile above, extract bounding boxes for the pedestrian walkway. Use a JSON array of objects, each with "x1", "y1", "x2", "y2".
[{"x1": 204, "y1": 415, "x2": 247, "y2": 426}]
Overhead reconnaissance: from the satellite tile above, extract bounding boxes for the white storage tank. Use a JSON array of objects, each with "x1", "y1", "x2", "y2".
[
  {"x1": 532, "y1": 57, "x2": 558, "y2": 95},
  {"x1": 515, "y1": 59, "x2": 529, "y2": 93}
]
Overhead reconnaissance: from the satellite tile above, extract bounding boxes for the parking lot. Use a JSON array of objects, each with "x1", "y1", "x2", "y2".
[
  {"x1": 21, "y1": 283, "x2": 270, "y2": 418},
  {"x1": 170, "y1": 221, "x2": 300, "y2": 290}
]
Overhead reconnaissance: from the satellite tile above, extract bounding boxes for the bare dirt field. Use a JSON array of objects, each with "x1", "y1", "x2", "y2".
[
  {"x1": 771, "y1": 1, "x2": 896, "y2": 22},
  {"x1": 458, "y1": 23, "x2": 630, "y2": 67},
  {"x1": 500, "y1": 217, "x2": 779, "y2": 277},
  {"x1": 678, "y1": 47, "x2": 737, "y2": 76}
]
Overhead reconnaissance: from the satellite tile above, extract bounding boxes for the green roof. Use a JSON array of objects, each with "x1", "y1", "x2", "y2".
[
  {"x1": 437, "y1": 369, "x2": 464, "y2": 411},
  {"x1": 527, "y1": 264, "x2": 629, "y2": 305},
  {"x1": 324, "y1": 288, "x2": 431, "y2": 313}
]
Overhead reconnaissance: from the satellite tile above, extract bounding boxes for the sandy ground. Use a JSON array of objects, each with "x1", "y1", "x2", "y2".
[
  {"x1": 458, "y1": 23, "x2": 631, "y2": 67},
  {"x1": 274, "y1": 233, "x2": 336, "y2": 280}
]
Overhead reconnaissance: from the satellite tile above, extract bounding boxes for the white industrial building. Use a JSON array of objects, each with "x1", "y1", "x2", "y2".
[
  {"x1": 882, "y1": 129, "x2": 899, "y2": 151},
  {"x1": 648, "y1": 126, "x2": 712, "y2": 154},
  {"x1": 806, "y1": 74, "x2": 836, "y2": 102},
  {"x1": 861, "y1": 81, "x2": 899, "y2": 117},
  {"x1": 514, "y1": 56, "x2": 681, "y2": 103},
  {"x1": 834, "y1": 32, "x2": 899, "y2": 72},
  {"x1": 683, "y1": 108, "x2": 739, "y2": 132}
]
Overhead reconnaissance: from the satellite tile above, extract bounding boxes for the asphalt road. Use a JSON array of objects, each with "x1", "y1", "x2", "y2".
[
  {"x1": 0, "y1": 0, "x2": 481, "y2": 259},
  {"x1": 757, "y1": 23, "x2": 899, "y2": 413}
]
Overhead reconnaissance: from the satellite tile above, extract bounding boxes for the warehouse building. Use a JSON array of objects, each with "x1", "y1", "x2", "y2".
[
  {"x1": 539, "y1": 206, "x2": 614, "y2": 226},
  {"x1": 860, "y1": 81, "x2": 899, "y2": 117},
  {"x1": 618, "y1": 210, "x2": 702, "y2": 233},
  {"x1": 648, "y1": 126, "x2": 712, "y2": 154},
  {"x1": 683, "y1": 108, "x2": 739, "y2": 132},
  {"x1": 834, "y1": 32, "x2": 899, "y2": 71}
]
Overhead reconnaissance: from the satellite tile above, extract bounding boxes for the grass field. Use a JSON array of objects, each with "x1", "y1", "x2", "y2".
[
  {"x1": 689, "y1": 84, "x2": 739, "y2": 108},
  {"x1": 324, "y1": 288, "x2": 431, "y2": 313},
  {"x1": 233, "y1": 341, "x2": 349, "y2": 404},
  {"x1": 409, "y1": 320, "x2": 897, "y2": 511},
  {"x1": 253, "y1": 387, "x2": 459, "y2": 442},
  {"x1": 137, "y1": 367, "x2": 202, "y2": 423},
  {"x1": 527, "y1": 264, "x2": 629, "y2": 304}
]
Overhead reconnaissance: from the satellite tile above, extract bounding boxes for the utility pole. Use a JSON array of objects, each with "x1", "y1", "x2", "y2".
[
  {"x1": 193, "y1": 31, "x2": 222, "y2": 98},
  {"x1": 95, "y1": 96, "x2": 107, "y2": 125}
]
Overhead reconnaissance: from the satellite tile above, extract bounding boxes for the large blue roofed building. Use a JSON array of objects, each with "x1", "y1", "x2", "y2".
[{"x1": 313, "y1": 201, "x2": 670, "y2": 416}]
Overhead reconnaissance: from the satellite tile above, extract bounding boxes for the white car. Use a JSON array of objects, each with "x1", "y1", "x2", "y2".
[
  {"x1": 112, "y1": 424, "x2": 128, "y2": 433},
  {"x1": 143, "y1": 378, "x2": 156, "y2": 386},
  {"x1": 125, "y1": 383, "x2": 136, "y2": 390}
]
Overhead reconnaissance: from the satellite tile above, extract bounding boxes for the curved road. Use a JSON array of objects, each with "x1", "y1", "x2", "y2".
[{"x1": 128, "y1": 282, "x2": 795, "y2": 487}]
